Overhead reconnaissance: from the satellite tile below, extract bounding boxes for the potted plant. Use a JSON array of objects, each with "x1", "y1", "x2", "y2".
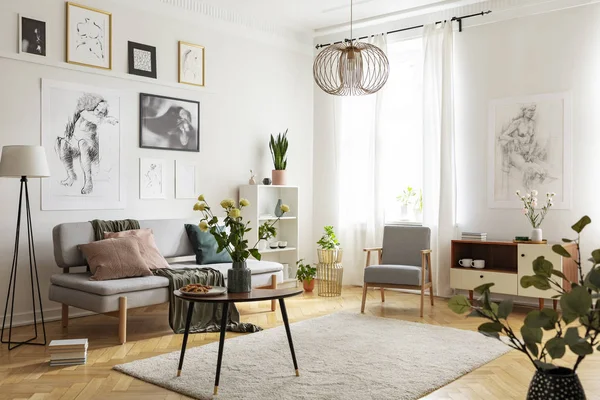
[
  {"x1": 269, "y1": 129, "x2": 288, "y2": 185},
  {"x1": 397, "y1": 186, "x2": 417, "y2": 219},
  {"x1": 296, "y1": 259, "x2": 317, "y2": 292},
  {"x1": 258, "y1": 220, "x2": 277, "y2": 250},
  {"x1": 448, "y1": 216, "x2": 599, "y2": 399},
  {"x1": 317, "y1": 225, "x2": 342, "y2": 264},
  {"x1": 193, "y1": 195, "x2": 289, "y2": 292},
  {"x1": 517, "y1": 189, "x2": 555, "y2": 243}
]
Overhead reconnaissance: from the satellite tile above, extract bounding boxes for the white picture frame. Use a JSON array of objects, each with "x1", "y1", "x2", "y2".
[
  {"x1": 488, "y1": 92, "x2": 572, "y2": 209},
  {"x1": 41, "y1": 79, "x2": 125, "y2": 210},
  {"x1": 140, "y1": 158, "x2": 167, "y2": 199},
  {"x1": 175, "y1": 160, "x2": 196, "y2": 199},
  {"x1": 66, "y1": 2, "x2": 112, "y2": 70}
]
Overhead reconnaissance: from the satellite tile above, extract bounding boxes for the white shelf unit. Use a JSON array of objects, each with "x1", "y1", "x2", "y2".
[{"x1": 239, "y1": 185, "x2": 299, "y2": 286}]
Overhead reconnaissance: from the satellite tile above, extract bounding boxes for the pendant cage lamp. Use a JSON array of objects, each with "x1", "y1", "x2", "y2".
[{"x1": 313, "y1": 0, "x2": 390, "y2": 96}]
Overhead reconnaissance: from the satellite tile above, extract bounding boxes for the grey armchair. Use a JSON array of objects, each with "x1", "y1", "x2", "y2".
[{"x1": 361, "y1": 225, "x2": 433, "y2": 317}]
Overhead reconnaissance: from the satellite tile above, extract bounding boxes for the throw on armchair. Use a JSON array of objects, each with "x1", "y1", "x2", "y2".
[{"x1": 361, "y1": 226, "x2": 433, "y2": 317}]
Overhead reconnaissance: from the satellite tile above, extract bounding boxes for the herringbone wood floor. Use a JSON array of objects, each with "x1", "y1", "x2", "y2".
[{"x1": 1, "y1": 287, "x2": 598, "y2": 400}]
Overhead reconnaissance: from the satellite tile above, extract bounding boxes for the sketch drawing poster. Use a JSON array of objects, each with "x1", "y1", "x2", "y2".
[
  {"x1": 175, "y1": 160, "x2": 196, "y2": 199},
  {"x1": 488, "y1": 92, "x2": 571, "y2": 209},
  {"x1": 42, "y1": 79, "x2": 124, "y2": 210},
  {"x1": 66, "y1": 3, "x2": 112, "y2": 69},
  {"x1": 140, "y1": 158, "x2": 166, "y2": 199}
]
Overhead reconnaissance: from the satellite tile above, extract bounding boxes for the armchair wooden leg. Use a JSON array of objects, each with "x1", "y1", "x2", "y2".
[
  {"x1": 429, "y1": 285, "x2": 434, "y2": 306},
  {"x1": 271, "y1": 274, "x2": 277, "y2": 312},
  {"x1": 62, "y1": 304, "x2": 69, "y2": 328},
  {"x1": 119, "y1": 297, "x2": 127, "y2": 344},
  {"x1": 361, "y1": 285, "x2": 367, "y2": 313},
  {"x1": 380, "y1": 288, "x2": 385, "y2": 303},
  {"x1": 420, "y1": 286, "x2": 425, "y2": 318}
]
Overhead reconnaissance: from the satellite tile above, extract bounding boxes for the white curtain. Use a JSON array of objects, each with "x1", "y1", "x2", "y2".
[
  {"x1": 422, "y1": 22, "x2": 457, "y2": 296},
  {"x1": 334, "y1": 34, "x2": 388, "y2": 285}
]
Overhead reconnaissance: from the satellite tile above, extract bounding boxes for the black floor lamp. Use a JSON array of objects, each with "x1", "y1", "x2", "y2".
[{"x1": 0, "y1": 145, "x2": 50, "y2": 350}]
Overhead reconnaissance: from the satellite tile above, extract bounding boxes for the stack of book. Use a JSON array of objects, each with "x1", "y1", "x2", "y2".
[
  {"x1": 462, "y1": 232, "x2": 487, "y2": 241},
  {"x1": 49, "y1": 339, "x2": 88, "y2": 366}
]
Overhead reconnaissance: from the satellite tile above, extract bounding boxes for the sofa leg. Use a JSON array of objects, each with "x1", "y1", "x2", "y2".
[
  {"x1": 61, "y1": 304, "x2": 69, "y2": 328},
  {"x1": 119, "y1": 297, "x2": 127, "y2": 344},
  {"x1": 380, "y1": 288, "x2": 385, "y2": 302},
  {"x1": 271, "y1": 274, "x2": 277, "y2": 312}
]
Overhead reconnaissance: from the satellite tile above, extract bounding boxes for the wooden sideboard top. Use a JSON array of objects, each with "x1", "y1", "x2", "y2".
[{"x1": 452, "y1": 240, "x2": 576, "y2": 247}]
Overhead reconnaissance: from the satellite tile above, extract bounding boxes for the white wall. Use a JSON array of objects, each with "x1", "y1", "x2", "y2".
[
  {"x1": 313, "y1": 0, "x2": 600, "y2": 287},
  {"x1": 454, "y1": 3, "x2": 600, "y2": 262},
  {"x1": 0, "y1": 0, "x2": 314, "y2": 325}
]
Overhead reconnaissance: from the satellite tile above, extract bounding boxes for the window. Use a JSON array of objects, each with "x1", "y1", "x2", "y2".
[{"x1": 380, "y1": 38, "x2": 424, "y2": 223}]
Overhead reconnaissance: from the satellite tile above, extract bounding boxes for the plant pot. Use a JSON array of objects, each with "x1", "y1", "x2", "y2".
[
  {"x1": 272, "y1": 170, "x2": 287, "y2": 185},
  {"x1": 227, "y1": 261, "x2": 251, "y2": 293},
  {"x1": 527, "y1": 368, "x2": 585, "y2": 400},
  {"x1": 317, "y1": 248, "x2": 343, "y2": 264},
  {"x1": 531, "y1": 228, "x2": 543, "y2": 242},
  {"x1": 400, "y1": 204, "x2": 408, "y2": 218},
  {"x1": 303, "y1": 279, "x2": 315, "y2": 292}
]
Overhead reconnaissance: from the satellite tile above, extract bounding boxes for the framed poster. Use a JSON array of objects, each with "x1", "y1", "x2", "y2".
[
  {"x1": 139, "y1": 93, "x2": 200, "y2": 152},
  {"x1": 140, "y1": 158, "x2": 166, "y2": 199},
  {"x1": 41, "y1": 79, "x2": 125, "y2": 210},
  {"x1": 128, "y1": 41, "x2": 157, "y2": 79},
  {"x1": 66, "y1": 2, "x2": 112, "y2": 69},
  {"x1": 178, "y1": 41, "x2": 205, "y2": 86},
  {"x1": 19, "y1": 15, "x2": 46, "y2": 56},
  {"x1": 488, "y1": 92, "x2": 572, "y2": 209},
  {"x1": 175, "y1": 160, "x2": 196, "y2": 199}
]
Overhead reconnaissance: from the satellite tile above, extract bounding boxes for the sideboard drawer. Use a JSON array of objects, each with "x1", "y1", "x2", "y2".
[{"x1": 450, "y1": 269, "x2": 518, "y2": 295}]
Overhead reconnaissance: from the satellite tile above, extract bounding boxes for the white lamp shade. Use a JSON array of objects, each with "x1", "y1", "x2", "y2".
[{"x1": 0, "y1": 145, "x2": 50, "y2": 178}]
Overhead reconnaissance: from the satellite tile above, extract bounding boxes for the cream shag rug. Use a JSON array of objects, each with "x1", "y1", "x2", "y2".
[{"x1": 114, "y1": 313, "x2": 510, "y2": 400}]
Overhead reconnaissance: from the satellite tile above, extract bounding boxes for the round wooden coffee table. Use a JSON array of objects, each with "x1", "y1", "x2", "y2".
[{"x1": 174, "y1": 287, "x2": 303, "y2": 395}]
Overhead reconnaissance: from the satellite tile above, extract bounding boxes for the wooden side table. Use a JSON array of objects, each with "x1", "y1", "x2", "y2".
[{"x1": 174, "y1": 288, "x2": 303, "y2": 395}]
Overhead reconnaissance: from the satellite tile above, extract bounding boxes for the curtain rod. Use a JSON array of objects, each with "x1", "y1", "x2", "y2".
[{"x1": 315, "y1": 10, "x2": 492, "y2": 49}]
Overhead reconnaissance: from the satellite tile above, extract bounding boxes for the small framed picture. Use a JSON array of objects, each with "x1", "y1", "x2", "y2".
[
  {"x1": 66, "y1": 2, "x2": 112, "y2": 70},
  {"x1": 139, "y1": 93, "x2": 200, "y2": 152},
  {"x1": 178, "y1": 41, "x2": 205, "y2": 87},
  {"x1": 128, "y1": 41, "x2": 157, "y2": 79},
  {"x1": 140, "y1": 158, "x2": 166, "y2": 199},
  {"x1": 175, "y1": 160, "x2": 196, "y2": 199},
  {"x1": 19, "y1": 15, "x2": 46, "y2": 56}
]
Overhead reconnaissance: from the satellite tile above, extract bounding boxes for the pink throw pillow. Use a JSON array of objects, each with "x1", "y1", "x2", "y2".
[{"x1": 104, "y1": 228, "x2": 169, "y2": 270}]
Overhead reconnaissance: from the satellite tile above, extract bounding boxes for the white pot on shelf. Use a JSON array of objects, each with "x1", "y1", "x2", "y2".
[{"x1": 531, "y1": 228, "x2": 543, "y2": 242}]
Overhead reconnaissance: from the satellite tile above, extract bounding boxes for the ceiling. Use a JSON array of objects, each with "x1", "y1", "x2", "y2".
[{"x1": 195, "y1": 0, "x2": 489, "y2": 31}]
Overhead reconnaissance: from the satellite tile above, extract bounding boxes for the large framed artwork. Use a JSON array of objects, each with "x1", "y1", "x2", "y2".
[
  {"x1": 139, "y1": 93, "x2": 200, "y2": 152},
  {"x1": 140, "y1": 158, "x2": 166, "y2": 199},
  {"x1": 41, "y1": 79, "x2": 125, "y2": 210},
  {"x1": 488, "y1": 92, "x2": 572, "y2": 209},
  {"x1": 175, "y1": 160, "x2": 196, "y2": 199},
  {"x1": 178, "y1": 41, "x2": 205, "y2": 87},
  {"x1": 19, "y1": 15, "x2": 46, "y2": 56},
  {"x1": 66, "y1": 2, "x2": 112, "y2": 70}
]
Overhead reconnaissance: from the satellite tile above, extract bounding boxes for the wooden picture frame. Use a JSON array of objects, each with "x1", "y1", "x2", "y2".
[
  {"x1": 178, "y1": 41, "x2": 205, "y2": 87},
  {"x1": 66, "y1": 2, "x2": 112, "y2": 70}
]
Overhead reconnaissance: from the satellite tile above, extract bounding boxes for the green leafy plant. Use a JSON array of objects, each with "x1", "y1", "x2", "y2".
[
  {"x1": 396, "y1": 186, "x2": 417, "y2": 206},
  {"x1": 296, "y1": 259, "x2": 317, "y2": 284},
  {"x1": 449, "y1": 216, "x2": 600, "y2": 373},
  {"x1": 193, "y1": 195, "x2": 289, "y2": 262},
  {"x1": 317, "y1": 225, "x2": 340, "y2": 250},
  {"x1": 416, "y1": 189, "x2": 423, "y2": 213},
  {"x1": 269, "y1": 129, "x2": 288, "y2": 170}
]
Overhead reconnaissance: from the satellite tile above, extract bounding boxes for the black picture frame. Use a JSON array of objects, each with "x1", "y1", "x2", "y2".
[
  {"x1": 128, "y1": 41, "x2": 157, "y2": 79},
  {"x1": 139, "y1": 93, "x2": 200, "y2": 152},
  {"x1": 19, "y1": 15, "x2": 46, "y2": 56}
]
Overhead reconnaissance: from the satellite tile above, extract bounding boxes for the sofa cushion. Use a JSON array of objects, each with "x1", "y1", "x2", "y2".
[
  {"x1": 79, "y1": 237, "x2": 153, "y2": 281},
  {"x1": 184, "y1": 224, "x2": 232, "y2": 264},
  {"x1": 364, "y1": 264, "x2": 423, "y2": 286},
  {"x1": 104, "y1": 229, "x2": 169, "y2": 270},
  {"x1": 50, "y1": 272, "x2": 169, "y2": 296},
  {"x1": 170, "y1": 260, "x2": 283, "y2": 276}
]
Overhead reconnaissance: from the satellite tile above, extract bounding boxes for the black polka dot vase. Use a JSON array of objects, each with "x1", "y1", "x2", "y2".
[{"x1": 527, "y1": 367, "x2": 586, "y2": 400}]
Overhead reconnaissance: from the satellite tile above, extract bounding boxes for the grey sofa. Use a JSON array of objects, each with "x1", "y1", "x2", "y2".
[{"x1": 50, "y1": 219, "x2": 283, "y2": 344}]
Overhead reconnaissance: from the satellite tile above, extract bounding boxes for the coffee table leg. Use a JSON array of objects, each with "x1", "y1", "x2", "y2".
[
  {"x1": 279, "y1": 298, "x2": 299, "y2": 376},
  {"x1": 177, "y1": 301, "x2": 195, "y2": 377},
  {"x1": 214, "y1": 302, "x2": 229, "y2": 395}
]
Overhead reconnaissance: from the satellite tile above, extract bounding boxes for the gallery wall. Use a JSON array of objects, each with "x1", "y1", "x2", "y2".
[{"x1": 0, "y1": 0, "x2": 314, "y2": 324}]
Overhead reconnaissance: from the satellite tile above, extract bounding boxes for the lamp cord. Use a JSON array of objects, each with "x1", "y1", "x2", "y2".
[{"x1": 350, "y1": 0, "x2": 353, "y2": 43}]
